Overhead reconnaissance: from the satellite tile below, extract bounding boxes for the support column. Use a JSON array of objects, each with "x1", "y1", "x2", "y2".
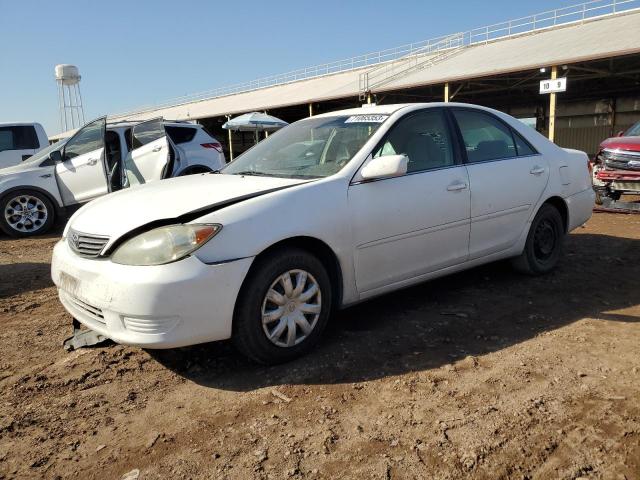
[
  {"x1": 226, "y1": 115, "x2": 233, "y2": 161},
  {"x1": 444, "y1": 82, "x2": 450, "y2": 103},
  {"x1": 548, "y1": 66, "x2": 558, "y2": 142},
  {"x1": 308, "y1": 103, "x2": 313, "y2": 117}
]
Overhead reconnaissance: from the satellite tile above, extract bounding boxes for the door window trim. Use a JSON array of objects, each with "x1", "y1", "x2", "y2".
[
  {"x1": 446, "y1": 107, "x2": 540, "y2": 166},
  {"x1": 351, "y1": 107, "x2": 464, "y2": 185}
]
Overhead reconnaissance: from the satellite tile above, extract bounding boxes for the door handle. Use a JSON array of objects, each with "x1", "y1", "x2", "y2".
[
  {"x1": 447, "y1": 182, "x2": 468, "y2": 191},
  {"x1": 530, "y1": 166, "x2": 545, "y2": 175},
  {"x1": 86, "y1": 158, "x2": 98, "y2": 166},
  {"x1": 152, "y1": 146, "x2": 163, "y2": 152}
]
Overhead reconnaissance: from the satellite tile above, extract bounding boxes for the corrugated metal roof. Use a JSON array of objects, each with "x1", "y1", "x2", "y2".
[{"x1": 51, "y1": 10, "x2": 640, "y2": 140}]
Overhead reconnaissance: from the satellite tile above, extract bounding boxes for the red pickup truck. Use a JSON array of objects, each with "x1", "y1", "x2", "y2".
[{"x1": 593, "y1": 121, "x2": 640, "y2": 203}]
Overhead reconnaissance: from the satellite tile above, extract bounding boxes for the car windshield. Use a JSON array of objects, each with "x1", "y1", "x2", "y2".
[
  {"x1": 222, "y1": 114, "x2": 388, "y2": 179},
  {"x1": 625, "y1": 122, "x2": 640, "y2": 137},
  {"x1": 23, "y1": 139, "x2": 68, "y2": 165}
]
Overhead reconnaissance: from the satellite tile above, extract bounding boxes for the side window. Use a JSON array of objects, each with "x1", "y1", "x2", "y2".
[
  {"x1": 373, "y1": 110, "x2": 454, "y2": 173},
  {"x1": 166, "y1": 126, "x2": 197, "y2": 144},
  {"x1": 132, "y1": 119, "x2": 165, "y2": 149},
  {"x1": 453, "y1": 110, "x2": 517, "y2": 163},
  {"x1": 0, "y1": 128, "x2": 13, "y2": 151},
  {"x1": 63, "y1": 118, "x2": 105, "y2": 161},
  {"x1": 513, "y1": 130, "x2": 537, "y2": 156},
  {"x1": 0, "y1": 126, "x2": 39, "y2": 151}
]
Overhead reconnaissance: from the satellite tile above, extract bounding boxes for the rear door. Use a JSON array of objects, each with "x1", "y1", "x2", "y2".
[
  {"x1": 55, "y1": 117, "x2": 109, "y2": 205},
  {"x1": 450, "y1": 108, "x2": 549, "y2": 259},
  {"x1": 123, "y1": 118, "x2": 172, "y2": 187}
]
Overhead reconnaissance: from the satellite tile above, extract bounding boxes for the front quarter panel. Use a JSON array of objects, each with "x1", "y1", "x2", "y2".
[
  {"x1": 191, "y1": 177, "x2": 358, "y2": 305},
  {"x1": 0, "y1": 166, "x2": 63, "y2": 207}
]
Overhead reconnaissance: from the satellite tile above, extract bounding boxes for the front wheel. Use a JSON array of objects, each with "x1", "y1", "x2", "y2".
[
  {"x1": 0, "y1": 190, "x2": 55, "y2": 237},
  {"x1": 511, "y1": 203, "x2": 564, "y2": 275},
  {"x1": 233, "y1": 248, "x2": 332, "y2": 364}
]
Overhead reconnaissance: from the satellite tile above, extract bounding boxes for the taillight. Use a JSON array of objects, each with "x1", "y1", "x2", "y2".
[{"x1": 201, "y1": 142, "x2": 223, "y2": 153}]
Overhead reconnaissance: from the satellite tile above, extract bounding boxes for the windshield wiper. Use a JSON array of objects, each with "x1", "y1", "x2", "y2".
[{"x1": 233, "y1": 171, "x2": 274, "y2": 177}]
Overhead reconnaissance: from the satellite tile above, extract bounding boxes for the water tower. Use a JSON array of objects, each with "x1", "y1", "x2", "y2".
[{"x1": 55, "y1": 64, "x2": 86, "y2": 132}]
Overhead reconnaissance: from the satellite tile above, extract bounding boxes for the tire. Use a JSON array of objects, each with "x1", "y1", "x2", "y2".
[
  {"x1": 511, "y1": 203, "x2": 565, "y2": 276},
  {"x1": 233, "y1": 247, "x2": 333, "y2": 364},
  {"x1": 594, "y1": 188, "x2": 603, "y2": 206},
  {"x1": 0, "y1": 190, "x2": 55, "y2": 238}
]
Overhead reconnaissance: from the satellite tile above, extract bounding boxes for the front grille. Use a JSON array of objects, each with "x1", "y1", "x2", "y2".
[
  {"x1": 60, "y1": 290, "x2": 105, "y2": 325},
  {"x1": 68, "y1": 229, "x2": 109, "y2": 258},
  {"x1": 603, "y1": 149, "x2": 640, "y2": 171}
]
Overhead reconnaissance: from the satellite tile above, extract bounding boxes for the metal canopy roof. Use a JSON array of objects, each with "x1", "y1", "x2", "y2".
[
  {"x1": 107, "y1": 11, "x2": 639, "y2": 124},
  {"x1": 50, "y1": 7, "x2": 640, "y2": 140}
]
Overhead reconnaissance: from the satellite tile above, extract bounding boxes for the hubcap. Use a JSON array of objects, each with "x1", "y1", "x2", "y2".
[
  {"x1": 3, "y1": 195, "x2": 48, "y2": 233},
  {"x1": 533, "y1": 218, "x2": 556, "y2": 261},
  {"x1": 261, "y1": 269, "x2": 322, "y2": 348}
]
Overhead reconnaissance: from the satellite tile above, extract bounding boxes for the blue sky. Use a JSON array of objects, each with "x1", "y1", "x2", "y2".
[{"x1": 1, "y1": 0, "x2": 579, "y2": 134}]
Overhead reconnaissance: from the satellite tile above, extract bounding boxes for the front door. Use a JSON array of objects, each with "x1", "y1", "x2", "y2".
[
  {"x1": 451, "y1": 108, "x2": 550, "y2": 259},
  {"x1": 349, "y1": 109, "x2": 471, "y2": 295},
  {"x1": 123, "y1": 118, "x2": 172, "y2": 187},
  {"x1": 55, "y1": 117, "x2": 109, "y2": 205}
]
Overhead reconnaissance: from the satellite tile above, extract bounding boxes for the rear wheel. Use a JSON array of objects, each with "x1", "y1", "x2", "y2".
[
  {"x1": 233, "y1": 248, "x2": 332, "y2": 364},
  {"x1": 0, "y1": 190, "x2": 55, "y2": 237},
  {"x1": 511, "y1": 203, "x2": 564, "y2": 275}
]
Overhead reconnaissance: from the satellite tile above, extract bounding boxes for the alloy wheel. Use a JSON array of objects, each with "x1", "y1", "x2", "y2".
[{"x1": 3, "y1": 195, "x2": 48, "y2": 234}]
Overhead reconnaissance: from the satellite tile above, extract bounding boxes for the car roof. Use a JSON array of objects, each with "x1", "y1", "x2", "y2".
[
  {"x1": 312, "y1": 102, "x2": 495, "y2": 119},
  {"x1": 106, "y1": 120, "x2": 200, "y2": 129},
  {"x1": 0, "y1": 122, "x2": 43, "y2": 127}
]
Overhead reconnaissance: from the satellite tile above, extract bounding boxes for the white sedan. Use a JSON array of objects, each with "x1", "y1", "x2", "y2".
[{"x1": 51, "y1": 103, "x2": 595, "y2": 364}]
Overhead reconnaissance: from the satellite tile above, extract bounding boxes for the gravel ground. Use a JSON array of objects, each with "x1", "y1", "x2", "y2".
[{"x1": 1, "y1": 212, "x2": 639, "y2": 480}]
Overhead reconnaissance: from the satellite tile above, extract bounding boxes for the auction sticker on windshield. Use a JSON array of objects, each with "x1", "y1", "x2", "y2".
[{"x1": 344, "y1": 115, "x2": 389, "y2": 123}]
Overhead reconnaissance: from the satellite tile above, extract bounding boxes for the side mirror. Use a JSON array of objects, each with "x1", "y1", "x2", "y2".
[
  {"x1": 617, "y1": 131, "x2": 625, "y2": 137},
  {"x1": 360, "y1": 154, "x2": 408, "y2": 181},
  {"x1": 49, "y1": 149, "x2": 63, "y2": 163}
]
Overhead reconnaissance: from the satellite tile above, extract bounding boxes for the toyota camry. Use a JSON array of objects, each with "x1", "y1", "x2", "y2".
[{"x1": 51, "y1": 103, "x2": 595, "y2": 364}]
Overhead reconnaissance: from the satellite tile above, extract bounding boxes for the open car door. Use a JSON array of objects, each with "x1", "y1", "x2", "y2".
[
  {"x1": 123, "y1": 118, "x2": 175, "y2": 187},
  {"x1": 55, "y1": 117, "x2": 108, "y2": 205}
]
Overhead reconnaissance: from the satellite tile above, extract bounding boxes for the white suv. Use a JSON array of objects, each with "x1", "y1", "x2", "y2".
[
  {"x1": 0, "y1": 122, "x2": 49, "y2": 169},
  {"x1": 0, "y1": 117, "x2": 225, "y2": 237}
]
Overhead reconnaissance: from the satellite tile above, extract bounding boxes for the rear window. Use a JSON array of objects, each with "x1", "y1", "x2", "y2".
[
  {"x1": 0, "y1": 126, "x2": 40, "y2": 151},
  {"x1": 166, "y1": 126, "x2": 197, "y2": 144}
]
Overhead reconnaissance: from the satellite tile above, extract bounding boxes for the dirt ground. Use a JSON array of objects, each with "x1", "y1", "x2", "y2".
[{"x1": 1, "y1": 212, "x2": 639, "y2": 480}]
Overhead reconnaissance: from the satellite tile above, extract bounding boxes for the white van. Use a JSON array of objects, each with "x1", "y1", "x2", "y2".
[{"x1": 0, "y1": 122, "x2": 49, "y2": 169}]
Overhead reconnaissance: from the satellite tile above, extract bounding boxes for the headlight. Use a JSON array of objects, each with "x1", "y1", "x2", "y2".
[{"x1": 112, "y1": 224, "x2": 221, "y2": 266}]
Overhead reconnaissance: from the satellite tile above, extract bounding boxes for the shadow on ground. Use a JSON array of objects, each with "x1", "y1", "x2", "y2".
[
  {"x1": 142, "y1": 233, "x2": 638, "y2": 390},
  {"x1": 0, "y1": 263, "x2": 53, "y2": 298}
]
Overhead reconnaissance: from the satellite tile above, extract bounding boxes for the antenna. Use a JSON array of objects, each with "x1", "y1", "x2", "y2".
[{"x1": 55, "y1": 64, "x2": 85, "y2": 132}]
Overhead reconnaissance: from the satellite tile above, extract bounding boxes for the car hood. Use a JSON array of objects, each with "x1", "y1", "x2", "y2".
[
  {"x1": 600, "y1": 136, "x2": 640, "y2": 152},
  {"x1": 68, "y1": 173, "x2": 308, "y2": 242},
  {"x1": 0, "y1": 160, "x2": 50, "y2": 176}
]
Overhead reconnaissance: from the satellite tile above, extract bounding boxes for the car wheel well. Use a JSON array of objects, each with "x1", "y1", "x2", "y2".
[
  {"x1": 249, "y1": 237, "x2": 343, "y2": 308},
  {"x1": 541, "y1": 196, "x2": 568, "y2": 233}
]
